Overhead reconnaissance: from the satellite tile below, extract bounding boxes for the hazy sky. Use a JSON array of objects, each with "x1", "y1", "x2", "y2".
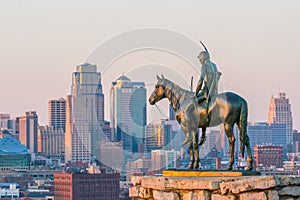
[{"x1": 1, "y1": 0, "x2": 300, "y2": 129}]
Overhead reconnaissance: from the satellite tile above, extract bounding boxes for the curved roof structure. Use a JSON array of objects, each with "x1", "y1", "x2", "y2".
[
  {"x1": 117, "y1": 75, "x2": 130, "y2": 81},
  {"x1": 0, "y1": 136, "x2": 30, "y2": 155}
]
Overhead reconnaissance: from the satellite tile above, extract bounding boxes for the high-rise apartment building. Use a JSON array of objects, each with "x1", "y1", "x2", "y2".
[
  {"x1": 48, "y1": 98, "x2": 66, "y2": 131},
  {"x1": 19, "y1": 111, "x2": 38, "y2": 153},
  {"x1": 145, "y1": 120, "x2": 171, "y2": 153},
  {"x1": 65, "y1": 63, "x2": 104, "y2": 163},
  {"x1": 110, "y1": 75, "x2": 146, "y2": 153},
  {"x1": 39, "y1": 125, "x2": 65, "y2": 156},
  {"x1": 268, "y1": 92, "x2": 293, "y2": 144}
]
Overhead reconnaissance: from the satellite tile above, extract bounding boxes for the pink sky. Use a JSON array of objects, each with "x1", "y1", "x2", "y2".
[{"x1": 0, "y1": 1, "x2": 299, "y2": 129}]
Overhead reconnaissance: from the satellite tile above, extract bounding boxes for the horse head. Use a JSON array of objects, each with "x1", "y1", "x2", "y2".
[{"x1": 149, "y1": 75, "x2": 167, "y2": 105}]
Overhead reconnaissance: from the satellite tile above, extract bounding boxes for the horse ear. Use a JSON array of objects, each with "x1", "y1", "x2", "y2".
[
  {"x1": 156, "y1": 75, "x2": 161, "y2": 81},
  {"x1": 161, "y1": 74, "x2": 165, "y2": 79}
]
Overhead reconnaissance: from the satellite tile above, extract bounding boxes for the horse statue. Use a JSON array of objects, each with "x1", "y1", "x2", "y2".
[{"x1": 149, "y1": 75, "x2": 253, "y2": 170}]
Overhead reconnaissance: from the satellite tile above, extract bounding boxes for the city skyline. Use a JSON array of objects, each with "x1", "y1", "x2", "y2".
[
  {"x1": 0, "y1": 64, "x2": 298, "y2": 130},
  {"x1": 1, "y1": 1, "x2": 300, "y2": 130}
]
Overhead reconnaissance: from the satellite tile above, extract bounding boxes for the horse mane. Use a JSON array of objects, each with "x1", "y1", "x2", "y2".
[{"x1": 161, "y1": 78, "x2": 192, "y2": 112}]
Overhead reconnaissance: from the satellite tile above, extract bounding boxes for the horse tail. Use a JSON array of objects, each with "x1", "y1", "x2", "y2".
[{"x1": 239, "y1": 99, "x2": 248, "y2": 159}]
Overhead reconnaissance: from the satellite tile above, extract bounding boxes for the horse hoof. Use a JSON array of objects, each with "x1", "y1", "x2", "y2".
[
  {"x1": 193, "y1": 165, "x2": 199, "y2": 169},
  {"x1": 226, "y1": 166, "x2": 233, "y2": 170},
  {"x1": 187, "y1": 165, "x2": 193, "y2": 169},
  {"x1": 245, "y1": 166, "x2": 253, "y2": 171},
  {"x1": 198, "y1": 136, "x2": 207, "y2": 146}
]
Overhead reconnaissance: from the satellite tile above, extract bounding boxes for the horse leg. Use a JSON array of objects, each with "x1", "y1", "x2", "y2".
[
  {"x1": 225, "y1": 123, "x2": 235, "y2": 170},
  {"x1": 245, "y1": 135, "x2": 253, "y2": 171},
  {"x1": 187, "y1": 141, "x2": 194, "y2": 169},
  {"x1": 181, "y1": 113, "x2": 193, "y2": 146},
  {"x1": 193, "y1": 129, "x2": 200, "y2": 169},
  {"x1": 199, "y1": 127, "x2": 207, "y2": 145}
]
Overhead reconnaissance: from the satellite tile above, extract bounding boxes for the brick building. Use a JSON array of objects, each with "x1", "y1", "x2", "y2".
[
  {"x1": 54, "y1": 172, "x2": 120, "y2": 200},
  {"x1": 254, "y1": 144, "x2": 283, "y2": 168}
]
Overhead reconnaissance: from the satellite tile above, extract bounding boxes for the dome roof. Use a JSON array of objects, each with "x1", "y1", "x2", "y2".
[
  {"x1": 117, "y1": 75, "x2": 130, "y2": 81},
  {"x1": 0, "y1": 136, "x2": 30, "y2": 155}
]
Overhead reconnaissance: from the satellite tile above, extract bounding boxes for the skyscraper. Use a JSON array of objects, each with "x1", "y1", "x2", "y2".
[
  {"x1": 247, "y1": 122, "x2": 287, "y2": 156},
  {"x1": 268, "y1": 92, "x2": 293, "y2": 144},
  {"x1": 19, "y1": 111, "x2": 38, "y2": 153},
  {"x1": 48, "y1": 98, "x2": 66, "y2": 132},
  {"x1": 145, "y1": 119, "x2": 172, "y2": 153},
  {"x1": 65, "y1": 63, "x2": 104, "y2": 163},
  {"x1": 110, "y1": 75, "x2": 146, "y2": 153}
]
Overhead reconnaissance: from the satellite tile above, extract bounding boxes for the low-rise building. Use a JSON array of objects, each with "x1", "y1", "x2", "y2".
[
  {"x1": 254, "y1": 144, "x2": 283, "y2": 168},
  {"x1": 0, "y1": 183, "x2": 19, "y2": 199},
  {"x1": 54, "y1": 168, "x2": 120, "y2": 200},
  {"x1": 0, "y1": 136, "x2": 31, "y2": 171},
  {"x1": 151, "y1": 149, "x2": 180, "y2": 172}
]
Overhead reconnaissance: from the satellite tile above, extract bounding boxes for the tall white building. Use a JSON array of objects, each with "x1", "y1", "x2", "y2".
[
  {"x1": 110, "y1": 75, "x2": 146, "y2": 153},
  {"x1": 65, "y1": 63, "x2": 104, "y2": 163},
  {"x1": 48, "y1": 98, "x2": 66, "y2": 132},
  {"x1": 268, "y1": 92, "x2": 293, "y2": 144}
]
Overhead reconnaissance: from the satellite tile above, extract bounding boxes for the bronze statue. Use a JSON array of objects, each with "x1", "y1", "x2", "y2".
[
  {"x1": 181, "y1": 41, "x2": 221, "y2": 146},
  {"x1": 195, "y1": 41, "x2": 222, "y2": 124},
  {"x1": 149, "y1": 75, "x2": 253, "y2": 170}
]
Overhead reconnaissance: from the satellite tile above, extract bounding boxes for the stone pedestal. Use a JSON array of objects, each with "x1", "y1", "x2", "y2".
[
  {"x1": 163, "y1": 169, "x2": 261, "y2": 177},
  {"x1": 129, "y1": 175, "x2": 300, "y2": 200}
]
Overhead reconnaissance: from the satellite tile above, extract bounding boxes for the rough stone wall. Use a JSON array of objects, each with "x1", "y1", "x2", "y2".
[{"x1": 129, "y1": 175, "x2": 300, "y2": 200}]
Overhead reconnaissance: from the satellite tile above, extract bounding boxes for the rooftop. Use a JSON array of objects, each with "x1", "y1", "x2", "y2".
[{"x1": 0, "y1": 136, "x2": 30, "y2": 155}]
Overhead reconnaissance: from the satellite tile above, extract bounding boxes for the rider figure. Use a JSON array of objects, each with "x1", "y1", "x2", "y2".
[
  {"x1": 181, "y1": 42, "x2": 221, "y2": 146},
  {"x1": 195, "y1": 50, "x2": 221, "y2": 124}
]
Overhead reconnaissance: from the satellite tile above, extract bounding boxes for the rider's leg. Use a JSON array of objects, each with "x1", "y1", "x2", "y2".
[
  {"x1": 203, "y1": 96, "x2": 210, "y2": 124},
  {"x1": 196, "y1": 91, "x2": 206, "y2": 104}
]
